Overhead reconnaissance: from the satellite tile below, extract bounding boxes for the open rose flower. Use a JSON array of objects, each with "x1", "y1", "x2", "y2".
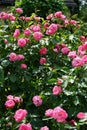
[{"x1": 14, "y1": 109, "x2": 27, "y2": 122}]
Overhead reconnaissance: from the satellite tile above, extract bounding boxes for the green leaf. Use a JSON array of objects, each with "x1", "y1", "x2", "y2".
[
  {"x1": 1, "y1": 60, "x2": 10, "y2": 67},
  {"x1": 9, "y1": 74, "x2": 17, "y2": 83},
  {"x1": 0, "y1": 66, "x2": 4, "y2": 83}
]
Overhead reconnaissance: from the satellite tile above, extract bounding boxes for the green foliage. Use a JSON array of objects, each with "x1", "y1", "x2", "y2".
[
  {"x1": 0, "y1": 8, "x2": 87, "y2": 130},
  {"x1": 15, "y1": 0, "x2": 68, "y2": 18}
]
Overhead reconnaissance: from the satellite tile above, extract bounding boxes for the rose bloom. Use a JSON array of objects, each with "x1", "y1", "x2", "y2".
[
  {"x1": 54, "y1": 11, "x2": 62, "y2": 18},
  {"x1": 24, "y1": 29, "x2": 31, "y2": 36},
  {"x1": 72, "y1": 57, "x2": 84, "y2": 67},
  {"x1": 61, "y1": 47, "x2": 70, "y2": 54},
  {"x1": 40, "y1": 47, "x2": 47, "y2": 55},
  {"x1": 68, "y1": 51, "x2": 77, "y2": 59},
  {"x1": 33, "y1": 32, "x2": 43, "y2": 41},
  {"x1": 9, "y1": 52, "x2": 17, "y2": 61},
  {"x1": 46, "y1": 23, "x2": 58, "y2": 35},
  {"x1": 19, "y1": 123, "x2": 32, "y2": 130},
  {"x1": 83, "y1": 42, "x2": 87, "y2": 50},
  {"x1": 21, "y1": 64, "x2": 27, "y2": 69},
  {"x1": 13, "y1": 96, "x2": 21, "y2": 103},
  {"x1": 40, "y1": 126, "x2": 49, "y2": 130},
  {"x1": 18, "y1": 38, "x2": 27, "y2": 47},
  {"x1": 4, "y1": 39, "x2": 8, "y2": 44},
  {"x1": 52, "y1": 86, "x2": 62, "y2": 95},
  {"x1": 25, "y1": 17, "x2": 30, "y2": 21},
  {"x1": 5, "y1": 100, "x2": 15, "y2": 108},
  {"x1": 7, "y1": 95, "x2": 14, "y2": 100},
  {"x1": 70, "y1": 20, "x2": 77, "y2": 25},
  {"x1": 32, "y1": 95, "x2": 42, "y2": 106},
  {"x1": 13, "y1": 29, "x2": 20, "y2": 39},
  {"x1": 40, "y1": 58, "x2": 46, "y2": 65},
  {"x1": 32, "y1": 25, "x2": 41, "y2": 32},
  {"x1": 77, "y1": 112, "x2": 86, "y2": 119},
  {"x1": 17, "y1": 54, "x2": 25, "y2": 60},
  {"x1": 57, "y1": 79, "x2": 63, "y2": 84},
  {"x1": 45, "y1": 109, "x2": 53, "y2": 117},
  {"x1": 52, "y1": 106, "x2": 68, "y2": 122},
  {"x1": 15, "y1": 8, "x2": 23, "y2": 13},
  {"x1": 14, "y1": 109, "x2": 27, "y2": 122}
]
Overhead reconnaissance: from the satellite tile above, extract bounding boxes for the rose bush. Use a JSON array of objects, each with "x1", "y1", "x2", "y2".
[{"x1": 0, "y1": 8, "x2": 87, "y2": 130}]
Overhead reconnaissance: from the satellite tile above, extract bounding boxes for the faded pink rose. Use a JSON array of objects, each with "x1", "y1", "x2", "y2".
[
  {"x1": 19, "y1": 123, "x2": 32, "y2": 130},
  {"x1": 9, "y1": 52, "x2": 17, "y2": 61},
  {"x1": 61, "y1": 47, "x2": 70, "y2": 54},
  {"x1": 32, "y1": 95, "x2": 42, "y2": 106},
  {"x1": 40, "y1": 126, "x2": 49, "y2": 130},
  {"x1": 40, "y1": 58, "x2": 46, "y2": 65},
  {"x1": 15, "y1": 8, "x2": 23, "y2": 13},
  {"x1": 7, "y1": 95, "x2": 14, "y2": 100},
  {"x1": 21, "y1": 64, "x2": 27, "y2": 69},
  {"x1": 53, "y1": 106, "x2": 68, "y2": 122},
  {"x1": 52, "y1": 86, "x2": 62, "y2": 95},
  {"x1": 5, "y1": 100, "x2": 15, "y2": 108},
  {"x1": 77, "y1": 112, "x2": 86, "y2": 119},
  {"x1": 46, "y1": 13, "x2": 54, "y2": 20},
  {"x1": 13, "y1": 29, "x2": 20, "y2": 39},
  {"x1": 60, "y1": 14, "x2": 66, "y2": 20},
  {"x1": 40, "y1": 48, "x2": 47, "y2": 55},
  {"x1": 14, "y1": 109, "x2": 27, "y2": 122},
  {"x1": 68, "y1": 51, "x2": 77, "y2": 59},
  {"x1": 33, "y1": 32, "x2": 43, "y2": 41},
  {"x1": 45, "y1": 109, "x2": 53, "y2": 117},
  {"x1": 57, "y1": 79, "x2": 63, "y2": 85},
  {"x1": 18, "y1": 38, "x2": 27, "y2": 47}
]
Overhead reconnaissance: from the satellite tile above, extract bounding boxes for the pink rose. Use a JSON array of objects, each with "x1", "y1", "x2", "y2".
[
  {"x1": 40, "y1": 58, "x2": 46, "y2": 65},
  {"x1": 5, "y1": 100, "x2": 15, "y2": 108},
  {"x1": 21, "y1": 64, "x2": 27, "y2": 69},
  {"x1": 52, "y1": 86, "x2": 62, "y2": 95},
  {"x1": 60, "y1": 15, "x2": 66, "y2": 20},
  {"x1": 45, "y1": 109, "x2": 53, "y2": 117},
  {"x1": 44, "y1": 22, "x2": 50, "y2": 28},
  {"x1": 70, "y1": 20, "x2": 77, "y2": 25},
  {"x1": 40, "y1": 126, "x2": 49, "y2": 130},
  {"x1": 13, "y1": 96, "x2": 21, "y2": 103},
  {"x1": 32, "y1": 25, "x2": 41, "y2": 32},
  {"x1": 24, "y1": 29, "x2": 31, "y2": 36},
  {"x1": 19, "y1": 123, "x2": 32, "y2": 130},
  {"x1": 4, "y1": 39, "x2": 8, "y2": 44},
  {"x1": 32, "y1": 95, "x2": 42, "y2": 106},
  {"x1": 18, "y1": 38, "x2": 27, "y2": 47},
  {"x1": 14, "y1": 109, "x2": 27, "y2": 122},
  {"x1": 13, "y1": 29, "x2": 20, "y2": 39},
  {"x1": 9, "y1": 52, "x2": 17, "y2": 61},
  {"x1": 7, "y1": 95, "x2": 14, "y2": 100},
  {"x1": 61, "y1": 47, "x2": 70, "y2": 54},
  {"x1": 46, "y1": 23, "x2": 58, "y2": 35},
  {"x1": 40, "y1": 48, "x2": 47, "y2": 55},
  {"x1": 17, "y1": 54, "x2": 25, "y2": 60},
  {"x1": 53, "y1": 106, "x2": 68, "y2": 122},
  {"x1": 25, "y1": 17, "x2": 30, "y2": 21},
  {"x1": 83, "y1": 42, "x2": 87, "y2": 50},
  {"x1": 72, "y1": 57, "x2": 84, "y2": 67},
  {"x1": 68, "y1": 51, "x2": 77, "y2": 59},
  {"x1": 77, "y1": 112, "x2": 86, "y2": 119},
  {"x1": 57, "y1": 79, "x2": 63, "y2": 85},
  {"x1": 46, "y1": 13, "x2": 54, "y2": 20},
  {"x1": 54, "y1": 11, "x2": 62, "y2": 18},
  {"x1": 33, "y1": 32, "x2": 43, "y2": 41},
  {"x1": 15, "y1": 8, "x2": 23, "y2": 13}
]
